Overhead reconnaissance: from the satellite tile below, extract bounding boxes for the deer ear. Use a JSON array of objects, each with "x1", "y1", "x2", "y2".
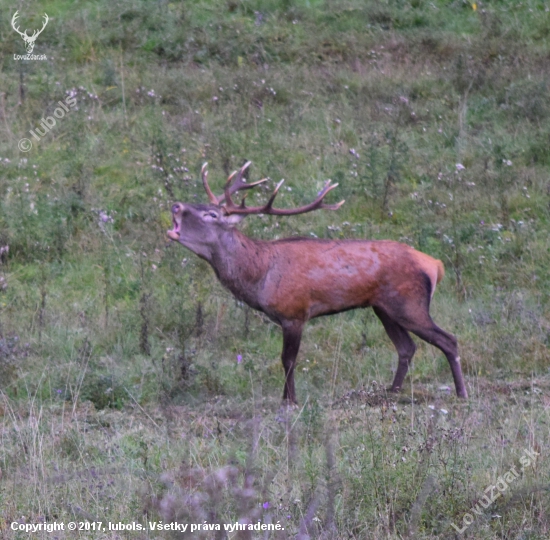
[{"x1": 224, "y1": 213, "x2": 246, "y2": 225}]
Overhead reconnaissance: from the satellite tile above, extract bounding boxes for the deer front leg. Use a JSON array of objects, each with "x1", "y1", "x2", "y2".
[{"x1": 281, "y1": 321, "x2": 304, "y2": 404}]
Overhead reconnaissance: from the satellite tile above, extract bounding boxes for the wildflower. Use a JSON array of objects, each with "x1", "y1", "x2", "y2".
[
  {"x1": 263, "y1": 502, "x2": 270, "y2": 509},
  {"x1": 237, "y1": 354, "x2": 243, "y2": 364},
  {"x1": 99, "y1": 211, "x2": 114, "y2": 224},
  {"x1": 455, "y1": 163, "x2": 465, "y2": 171}
]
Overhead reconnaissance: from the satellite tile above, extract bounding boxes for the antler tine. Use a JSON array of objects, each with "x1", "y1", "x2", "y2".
[
  {"x1": 262, "y1": 179, "x2": 285, "y2": 212},
  {"x1": 223, "y1": 161, "x2": 268, "y2": 206},
  {"x1": 266, "y1": 179, "x2": 345, "y2": 215},
  {"x1": 223, "y1": 177, "x2": 345, "y2": 216},
  {"x1": 201, "y1": 162, "x2": 221, "y2": 205}
]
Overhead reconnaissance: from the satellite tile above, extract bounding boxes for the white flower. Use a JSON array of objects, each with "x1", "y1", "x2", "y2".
[{"x1": 455, "y1": 163, "x2": 465, "y2": 171}]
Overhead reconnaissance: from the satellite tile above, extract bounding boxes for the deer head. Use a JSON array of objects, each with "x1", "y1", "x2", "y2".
[
  {"x1": 167, "y1": 162, "x2": 344, "y2": 254},
  {"x1": 12, "y1": 11, "x2": 49, "y2": 54}
]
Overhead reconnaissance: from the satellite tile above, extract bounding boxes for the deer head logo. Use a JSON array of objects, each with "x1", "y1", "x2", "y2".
[{"x1": 11, "y1": 11, "x2": 49, "y2": 54}]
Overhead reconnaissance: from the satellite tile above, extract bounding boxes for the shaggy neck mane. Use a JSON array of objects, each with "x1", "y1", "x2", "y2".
[{"x1": 208, "y1": 228, "x2": 270, "y2": 307}]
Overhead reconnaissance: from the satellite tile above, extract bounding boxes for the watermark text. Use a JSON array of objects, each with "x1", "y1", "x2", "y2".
[{"x1": 451, "y1": 448, "x2": 539, "y2": 534}]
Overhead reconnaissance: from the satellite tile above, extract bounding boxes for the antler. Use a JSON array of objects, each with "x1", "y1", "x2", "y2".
[
  {"x1": 200, "y1": 162, "x2": 345, "y2": 216},
  {"x1": 11, "y1": 11, "x2": 48, "y2": 38},
  {"x1": 33, "y1": 13, "x2": 49, "y2": 38},
  {"x1": 201, "y1": 163, "x2": 221, "y2": 205},
  {"x1": 11, "y1": 11, "x2": 26, "y2": 37}
]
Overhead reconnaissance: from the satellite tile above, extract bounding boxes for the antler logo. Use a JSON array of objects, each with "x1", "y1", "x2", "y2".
[{"x1": 11, "y1": 11, "x2": 49, "y2": 54}]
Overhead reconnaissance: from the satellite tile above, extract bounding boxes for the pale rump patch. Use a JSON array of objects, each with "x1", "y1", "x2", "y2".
[{"x1": 409, "y1": 249, "x2": 445, "y2": 298}]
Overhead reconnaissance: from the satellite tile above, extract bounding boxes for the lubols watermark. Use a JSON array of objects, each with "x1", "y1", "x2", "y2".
[
  {"x1": 12, "y1": 10, "x2": 49, "y2": 60},
  {"x1": 451, "y1": 448, "x2": 540, "y2": 534},
  {"x1": 18, "y1": 95, "x2": 77, "y2": 152}
]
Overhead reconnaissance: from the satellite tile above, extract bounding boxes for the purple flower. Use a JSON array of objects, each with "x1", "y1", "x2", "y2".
[
  {"x1": 237, "y1": 354, "x2": 243, "y2": 364},
  {"x1": 56, "y1": 389, "x2": 62, "y2": 394},
  {"x1": 263, "y1": 502, "x2": 270, "y2": 509},
  {"x1": 99, "y1": 210, "x2": 114, "y2": 224}
]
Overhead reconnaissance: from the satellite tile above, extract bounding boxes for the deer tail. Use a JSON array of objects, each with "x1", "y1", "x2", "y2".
[{"x1": 436, "y1": 259, "x2": 445, "y2": 284}]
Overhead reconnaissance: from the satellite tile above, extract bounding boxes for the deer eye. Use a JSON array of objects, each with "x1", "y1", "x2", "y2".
[{"x1": 205, "y1": 211, "x2": 218, "y2": 219}]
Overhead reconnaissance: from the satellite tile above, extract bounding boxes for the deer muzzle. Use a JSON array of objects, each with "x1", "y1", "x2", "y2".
[{"x1": 167, "y1": 203, "x2": 184, "y2": 241}]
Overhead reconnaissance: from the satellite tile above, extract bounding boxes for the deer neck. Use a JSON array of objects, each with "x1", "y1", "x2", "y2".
[{"x1": 208, "y1": 228, "x2": 269, "y2": 307}]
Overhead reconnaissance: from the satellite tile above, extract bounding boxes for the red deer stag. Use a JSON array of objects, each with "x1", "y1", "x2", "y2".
[{"x1": 167, "y1": 162, "x2": 468, "y2": 403}]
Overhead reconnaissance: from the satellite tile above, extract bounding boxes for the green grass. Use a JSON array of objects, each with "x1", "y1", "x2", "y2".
[{"x1": 1, "y1": 0, "x2": 550, "y2": 538}]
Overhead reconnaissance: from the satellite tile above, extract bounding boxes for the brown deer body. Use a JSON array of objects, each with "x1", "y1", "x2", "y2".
[{"x1": 167, "y1": 163, "x2": 468, "y2": 403}]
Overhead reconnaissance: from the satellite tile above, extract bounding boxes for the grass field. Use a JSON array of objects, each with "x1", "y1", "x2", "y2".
[{"x1": 0, "y1": 0, "x2": 549, "y2": 538}]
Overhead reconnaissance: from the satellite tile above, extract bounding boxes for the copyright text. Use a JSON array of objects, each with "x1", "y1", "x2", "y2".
[{"x1": 10, "y1": 520, "x2": 285, "y2": 533}]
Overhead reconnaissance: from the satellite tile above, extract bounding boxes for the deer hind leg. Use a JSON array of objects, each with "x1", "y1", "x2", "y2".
[
  {"x1": 376, "y1": 288, "x2": 467, "y2": 398},
  {"x1": 386, "y1": 306, "x2": 467, "y2": 398},
  {"x1": 281, "y1": 320, "x2": 304, "y2": 405},
  {"x1": 408, "y1": 323, "x2": 467, "y2": 398},
  {"x1": 373, "y1": 307, "x2": 417, "y2": 393}
]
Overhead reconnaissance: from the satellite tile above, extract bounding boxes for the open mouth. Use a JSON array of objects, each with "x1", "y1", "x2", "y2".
[{"x1": 167, "y1": 203, "x2": 182, "y2": 241}]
